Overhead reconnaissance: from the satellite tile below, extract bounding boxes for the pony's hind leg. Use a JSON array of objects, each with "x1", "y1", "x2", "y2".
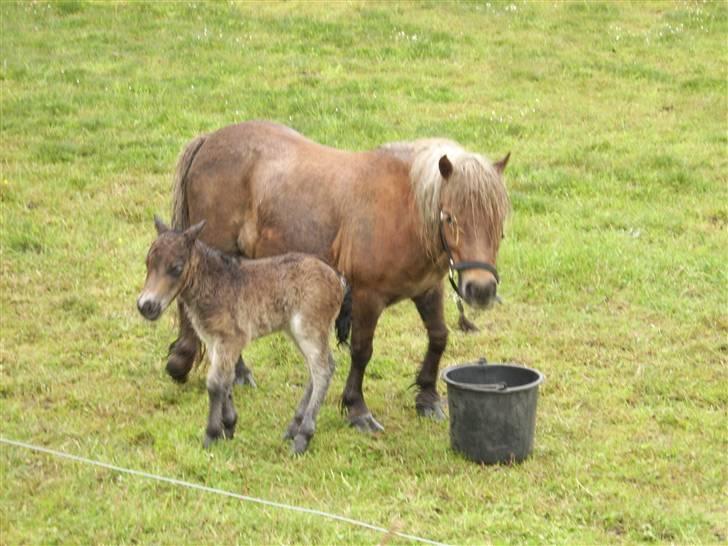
[
  {"x1": 288, "y1": 319, "x2": 336, "y2": 454},
  {"x1": 222, "y1": 386, "x2": 238, "y2": 439},
  {"x1": 292, "y1": 350, "x2": 335, "y2": 455},
  {"x1": 412, "y1": 285, "x2": 447, "y2": 420},
  {"x1": 166, "y1": 302, "x2": 199, "y2": 383},
  {"x1": 234, "y1": 356, "x2": 257, "y2": 388},
  {"x1": 283, "y1": 382, "x2": 313, "y2": 441},
  {"x1": 203, "y1": 344, "x2": 237, "y2": 449}
]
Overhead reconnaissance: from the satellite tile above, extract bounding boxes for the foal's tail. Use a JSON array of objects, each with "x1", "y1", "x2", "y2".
[
  {"x1": 335, "y1": 278, "x2": 352, "y2": 347},
  {"x1": 171, "y1": 135, "x2": 206, "y2": 231}
]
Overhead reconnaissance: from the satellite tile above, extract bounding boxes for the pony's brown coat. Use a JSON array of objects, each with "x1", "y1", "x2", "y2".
[
  {"x1": 167, "y1": 120, "x2": 509, "y2": 431},
  {"x1": 138, "y1": 219, "x2": 346, "y2": 453}
]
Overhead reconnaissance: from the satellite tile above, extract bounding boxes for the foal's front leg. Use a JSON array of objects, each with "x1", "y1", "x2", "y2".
[
  {"x1": 412, "y1": 284, "x2": 448, "y2": 420},
  {"x1": 204, "y1": 344, "x2": 238, "y2": 449}
]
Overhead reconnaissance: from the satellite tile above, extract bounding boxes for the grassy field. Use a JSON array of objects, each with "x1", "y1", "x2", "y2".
[{"x1": 1, "y1": 1, "x2": 726, "y2": 544}]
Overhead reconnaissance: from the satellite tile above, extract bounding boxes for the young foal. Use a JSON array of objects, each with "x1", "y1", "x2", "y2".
[{"x1": 137, "y1": 217, "x2": 348, "y2": 454}]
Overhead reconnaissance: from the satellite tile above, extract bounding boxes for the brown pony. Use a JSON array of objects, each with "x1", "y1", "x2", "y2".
[
  {"x1": 138, "y1": 217, "x2": 349, "y2": 453},
  {"x1": 166, "y1": 121, "x2": 509, "y2": 432}
]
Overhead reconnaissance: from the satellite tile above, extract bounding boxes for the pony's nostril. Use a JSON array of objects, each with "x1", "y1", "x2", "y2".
[
  {"x1": 138, "y1": 299, "x2": 160, "y2": 319},
  {"x1": 465, "y1": 281, "x2": 497, "y2": 305}
]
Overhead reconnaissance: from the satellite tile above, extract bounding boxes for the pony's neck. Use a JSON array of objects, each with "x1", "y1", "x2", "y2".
[{"x1": 178, "y1": 241, "x2": 239, "y2": 305}]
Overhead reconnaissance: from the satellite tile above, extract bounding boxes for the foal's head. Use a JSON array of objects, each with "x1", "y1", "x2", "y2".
[
  {"x1": 436, "y1": 151, "x2": 510, "y2": 309},
  {"x1": 137, "y1": 216, "x2": 206, "y2": 321}
]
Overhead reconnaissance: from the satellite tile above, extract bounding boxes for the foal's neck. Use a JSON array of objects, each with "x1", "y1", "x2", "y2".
[{"x1": 180, "y1": 241, "x2": 245, "y2": 303}]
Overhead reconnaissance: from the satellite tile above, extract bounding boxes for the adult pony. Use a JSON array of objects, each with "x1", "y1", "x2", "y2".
[{"x1": 166, "y1": 121, "x2": 509, "y2": 432}]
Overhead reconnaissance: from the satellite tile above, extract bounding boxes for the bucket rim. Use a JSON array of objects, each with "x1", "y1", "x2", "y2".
[{"x1": 441, "y1": 362, "x2": 545, "y2": 394}]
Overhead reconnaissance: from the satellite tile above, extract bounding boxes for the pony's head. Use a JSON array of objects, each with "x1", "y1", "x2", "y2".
[
  {"x1": 137, "y1": 216, "x2": 206, "y2": 321},
  {"x1": 410, "y1": 141, "x2": 510, "y2": 309}
]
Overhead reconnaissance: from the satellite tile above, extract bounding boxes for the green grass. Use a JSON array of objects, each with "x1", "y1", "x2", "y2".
[{"x1": 1, "y1": 1, "x2": 726, "y2": 544}]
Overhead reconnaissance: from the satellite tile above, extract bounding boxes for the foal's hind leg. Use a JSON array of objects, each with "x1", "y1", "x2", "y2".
[
  {"x1": 289, "y1": 324, "x2": 336, "y2": 454},
  {"x1": 283, "y1": 382, "x2": 312, "y2": 441},
  {"x1": 412, "y1": 285, "x2": 447, "y2": 420},
  {"x1": 293, "y1": 350, "x2": 335, "y2": 455},
  {"x1": 166, "y1": 302, "x2": 199, "y2": 383},
  {"x1": 234, "y1": 356, "x2": 257, "y2": 388}
]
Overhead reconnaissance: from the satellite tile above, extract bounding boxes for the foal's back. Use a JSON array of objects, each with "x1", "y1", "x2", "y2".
[{"x1": 232, "y1": 252, "x2": 345, "y2": 341}]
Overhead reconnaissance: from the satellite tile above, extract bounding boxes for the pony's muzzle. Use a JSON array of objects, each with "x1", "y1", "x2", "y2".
[
  {"x1": 137, "y1": 296, "x2": 162, "y2": 321},
  {"x1": 463, "y1": 279, "x2": 498, "y2": 309}
]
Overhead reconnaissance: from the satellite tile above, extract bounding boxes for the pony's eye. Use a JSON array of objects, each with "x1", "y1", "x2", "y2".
[
  {"x1": 168, "y1": 264, "x2": 183, "y2": 277},
  {"x1": 446, "y1": 216, "x2": 453, "y2": 225}
]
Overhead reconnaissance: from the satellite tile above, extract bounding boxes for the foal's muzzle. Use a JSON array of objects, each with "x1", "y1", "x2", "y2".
[{"x1": 137, "y1": 297, "x2": 162, "y2": 321}]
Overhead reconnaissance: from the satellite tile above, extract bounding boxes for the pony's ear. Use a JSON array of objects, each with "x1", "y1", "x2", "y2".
[
  {"x1": 493, "y1": 152, "x2": 511, "y2": 175},
  {"x1": 154, "y1": 215, "x2": 170, "y2": 235},
  {"x1": 439, "y1": 154, "x2": 454, "y2": 180},
  {"x1": 184, "y1": 220, "x2": 207, "y2": 242}
]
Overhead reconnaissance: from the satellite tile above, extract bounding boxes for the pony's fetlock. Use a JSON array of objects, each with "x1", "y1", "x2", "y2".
[{"x1": 203, "y1": 426, "x2": 223, "y2": 449}]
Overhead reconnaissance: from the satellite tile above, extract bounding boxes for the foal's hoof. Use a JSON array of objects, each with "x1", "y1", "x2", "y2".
[
  {"x1": 203, "y1": 432, "x2": 221, "y2": 449},
  {"x1": 291, "y1": 434, "x2": 310, "y2": 455},
  {"x1": 349, "y1": 413, "x2": 385, "y2": 433},
  {"x1": 416, "y1": 401, "x2": 447, "y2": 421},
  {"x1": 283, "y1": 423, "x2": 299, "y2": 441}
]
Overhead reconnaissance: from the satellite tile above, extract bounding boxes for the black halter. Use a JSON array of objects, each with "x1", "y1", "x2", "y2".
[{"x1": 438, "y1": 210, "x2": 500, "y2": 300}]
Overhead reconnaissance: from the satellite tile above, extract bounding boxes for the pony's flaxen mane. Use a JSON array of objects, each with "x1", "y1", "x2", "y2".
[{"x1": 382, "y1": 139, "x2": 510, "y2": 257}]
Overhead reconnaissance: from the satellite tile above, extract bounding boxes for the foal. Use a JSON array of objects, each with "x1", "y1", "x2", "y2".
[{"x1": 137, "y1": 217, "x2": 348, "y2": 454}]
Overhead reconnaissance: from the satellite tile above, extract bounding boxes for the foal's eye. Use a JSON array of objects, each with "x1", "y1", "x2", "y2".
[{"x1": 168, "y1": 264, "x2": 183, "y2": 277}]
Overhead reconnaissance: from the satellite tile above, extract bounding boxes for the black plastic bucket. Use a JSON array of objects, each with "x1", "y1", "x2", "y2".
[{"x1": 441, "y1": 360, "x2": 544, "y2": 464}]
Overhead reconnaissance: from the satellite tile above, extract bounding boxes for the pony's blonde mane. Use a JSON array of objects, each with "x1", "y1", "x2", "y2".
[{"x1": 382, "y1": 139, "x2": 510, "y2": 257}]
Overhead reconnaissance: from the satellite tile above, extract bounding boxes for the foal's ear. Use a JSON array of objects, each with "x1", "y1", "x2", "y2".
[
  {"x1": 184, "y1": 220, "x2": 207, "y2": 242},
  {"x1": 439, "y1": 154, "x2": 454, "y2": 180},
  {"x1": 154, "y1": 215, "x2": 170, "y2": 235},
  {"x1": 493, "y1": 152, "x2": 511, "y2": 175}
]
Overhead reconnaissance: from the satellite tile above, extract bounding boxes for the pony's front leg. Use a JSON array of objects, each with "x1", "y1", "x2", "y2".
[
  {"x1": 342, "y1": 294, "x2": 385, "y2": 433},
  {"x1": 166, "y1": 301, "x2": 199, "y2": 383},
  {"x1": 203, "y1": 344, "x2": 237, "y2": 449},
  {"x1": 412, "y1": 284, "x2": 448, "y2": 420}
]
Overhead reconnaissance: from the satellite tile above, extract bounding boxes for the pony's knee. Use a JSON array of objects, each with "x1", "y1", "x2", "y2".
[{"x1": 427, "y1": 328, "x2": 448, "y2": 355}]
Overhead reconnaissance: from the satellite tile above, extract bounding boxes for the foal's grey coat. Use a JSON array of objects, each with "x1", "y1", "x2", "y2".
[{"x1": 137, "y1": 218, "x2": 347, "y2": 454}]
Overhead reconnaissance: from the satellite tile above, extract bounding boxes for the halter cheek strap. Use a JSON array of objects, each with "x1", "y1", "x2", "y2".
[{"x1": 438, "y1": 210, "x2": 500, "y2": 300}]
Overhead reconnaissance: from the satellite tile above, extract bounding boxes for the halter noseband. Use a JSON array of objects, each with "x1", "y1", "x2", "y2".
[{"x1": 438, "y1": 209, "x2": 500, "y2": 300}]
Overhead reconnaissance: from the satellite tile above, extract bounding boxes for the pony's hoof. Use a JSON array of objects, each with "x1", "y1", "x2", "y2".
[
  {"x1": 282, "y1": 423, "x2": 299, "y2": 441},
  {"x1": 349, "y1": 413, "x2": 384, "y2": 433},
  {"x1": 165, "y1": 361, "x2": 190, "y2": 384},
  {"x1": 223, "y1": 426, "x2": 236, "y2": 440},
  {"x1": 416, "y1": 401, "x2": 447, "y2": 421},
  {"x1": 291, "y1": 434, "x2": 310, "y2": 455},
  {"x1": 203, "y1": 431, "x2": 222, "y2": 449}
]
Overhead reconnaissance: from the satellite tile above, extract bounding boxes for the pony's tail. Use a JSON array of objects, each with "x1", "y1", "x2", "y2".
[
  {"x1": 335, "y1": 278, "x2": 352, "y2": 347},
  {"x1": 169, "y1": 135, "x2": 206, "y2": 366},
  {"x1": 171, "y1": 135, "x2": 206, "y2": 231}
]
